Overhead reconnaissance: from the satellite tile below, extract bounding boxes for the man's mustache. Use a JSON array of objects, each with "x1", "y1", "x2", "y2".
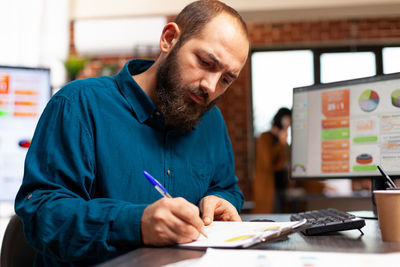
[{"x1": 188, "y1": 87, "x2": 209, "y2": 104}]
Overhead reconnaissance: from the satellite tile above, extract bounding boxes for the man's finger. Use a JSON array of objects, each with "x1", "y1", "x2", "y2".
[
  {"x1": 227, "y1": 210, "x2": 242, "y2": 221},
  {"x1": 167, "y1": 218, "x2": 200, "y2": 243},
  {"x1": 169, "y1": 198, "x2": 205, "y2": 236},
  {"x1": 200, "y1": 196, "x2": 217, "y2": 225},
  {"x1": 214, "y1": 203, "x2": 241, "y2": 221},
  {"x1": 156, "y1": 210, "x2": 200, "y2": 244}
]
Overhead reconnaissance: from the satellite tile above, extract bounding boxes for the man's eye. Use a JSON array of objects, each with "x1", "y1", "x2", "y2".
[
  {"x1": 222, "y1": 77, "x2": 230, "y2": 84},
  {"x1": 200, "y1": 59, "x2": 210, "y2": 66}
]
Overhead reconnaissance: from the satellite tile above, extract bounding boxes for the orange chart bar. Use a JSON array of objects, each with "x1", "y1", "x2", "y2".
[
  {"x1": 14, "y1": 89, "x2": 39, "y2": 95},
  {"x1": 321, "y1": 139, "x2": 350, "y2": 151},
  {"x1": 14, "y1": 101, "x2": 37, "y2": 106},
  {"x1": 322, "y1": 151, "x2": 349, "y2": 161},
  {"x1": 13, "y1": 111, "x2": 38, "y2": 117},
  {"x1": 322, "y1": 162, "x2": 350, "y2": 173},
  {"x1": 0, "y1": 75, "x2": 9, "y2": 94},
  {"x1": 321, "y1": 118, "x2": 349, "y2": 129}
]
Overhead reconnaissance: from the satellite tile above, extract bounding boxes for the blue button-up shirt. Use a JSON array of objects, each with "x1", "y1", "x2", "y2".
[{"x1": 15, "y1": 59, "x2": 244, "y2": 266}]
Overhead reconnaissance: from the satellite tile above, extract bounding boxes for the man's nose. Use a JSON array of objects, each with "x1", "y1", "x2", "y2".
[{"x1": 200, "y1": 72, "x2": 220, "y2": 97}]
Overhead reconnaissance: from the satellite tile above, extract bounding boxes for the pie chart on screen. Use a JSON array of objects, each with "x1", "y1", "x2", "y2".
[
  {"x1": 359, "y1": 89, "x2": 379, "y2": 112},
  {"x1": 391, "y1": 89, "x2": 400, "y2": 108}
]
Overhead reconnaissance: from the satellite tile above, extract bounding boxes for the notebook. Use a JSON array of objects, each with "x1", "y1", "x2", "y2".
[{"x1": 178, "y1": 219, "x2": 307, "y2": 249}]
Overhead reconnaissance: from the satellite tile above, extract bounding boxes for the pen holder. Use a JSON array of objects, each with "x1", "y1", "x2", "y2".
[{"x1": 373, "y1": 190, "x2": 400, "y2": 242}]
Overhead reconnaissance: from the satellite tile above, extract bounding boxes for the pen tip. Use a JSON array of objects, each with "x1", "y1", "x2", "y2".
[{"x1": 201, "y1": 231, "x2": 208, "y2": 239}]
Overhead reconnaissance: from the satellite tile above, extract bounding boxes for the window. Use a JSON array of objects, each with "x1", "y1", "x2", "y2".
[
  {"x1": 251, "y1": 50, "x2": 313, "y2": 136},
  {"x1": 320, "y1": 52, "x2": 376, "y2": 83},
  {"x1": 383, "y1": 47, "x2": 400, "y2": 74}
]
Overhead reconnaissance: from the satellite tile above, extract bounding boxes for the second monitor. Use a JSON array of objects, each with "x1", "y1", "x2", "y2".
[{"x1": 291, "y1": 72, "x2": 400, "y2": 180}]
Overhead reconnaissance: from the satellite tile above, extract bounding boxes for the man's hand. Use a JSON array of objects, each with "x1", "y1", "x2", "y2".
[
  {"x1": 200, "y1": 195, "x2": 241, "y2": 225},
  {"x1": 141, "y1": 197, "x2": 205, "y2": 246}
]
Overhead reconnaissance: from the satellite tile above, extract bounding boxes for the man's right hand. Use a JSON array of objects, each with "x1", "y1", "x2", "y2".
[{"x1": 141, "y1": 197, "x2": 205, "y2": 246}]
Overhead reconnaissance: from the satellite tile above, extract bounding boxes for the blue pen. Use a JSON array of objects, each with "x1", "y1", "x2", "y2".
[
  {"x1": 143, "y1": 170, "x2": 172, "y2": 198},
  {"x1": 142, "y1": 170, "x2": 208, "y2": 238}
]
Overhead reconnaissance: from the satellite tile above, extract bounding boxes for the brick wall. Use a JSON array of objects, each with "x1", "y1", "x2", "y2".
[
  {"x1": 249, "y1": 18, "x2": 400, "y2": 46},
  {"x1": 70, "y1": 17, "x2": 400, "y2": 200}
]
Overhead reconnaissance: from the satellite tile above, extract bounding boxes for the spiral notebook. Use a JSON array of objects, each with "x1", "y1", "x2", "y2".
[{"x1": 178, "y1": 219, "x2": 307, "y2": 249}]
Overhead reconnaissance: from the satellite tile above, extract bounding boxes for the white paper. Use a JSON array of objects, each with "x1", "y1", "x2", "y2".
[
  {"x1": 164, "y1": 249, "x2": 400, "y2": 267},
  {"x1": 178, "y1": 221, "x2": 302, "y2": 248}
]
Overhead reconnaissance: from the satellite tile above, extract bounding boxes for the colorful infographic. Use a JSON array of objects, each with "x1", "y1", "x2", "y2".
[
  {"x1": 391, "y1": 89, "x2": 400, "y2": 108},
  {"x1": 358, "y1": 89, "x2": 379, "y2": 112},
  {"x1": 321, "y1": 89, "x2": 350, "y2": 173},
  {"x1": 292, "y1": 74, "x2": 400, "y2": 178},
  {"x1": 0, "y1": 68, "x2": 50, "y2": 201},
  {"x1": 0, "y1": 74, "x2": 10, "y2": 116},
  {"x1": 356, "y1": 153, "x2": 373, "y2": 164}
]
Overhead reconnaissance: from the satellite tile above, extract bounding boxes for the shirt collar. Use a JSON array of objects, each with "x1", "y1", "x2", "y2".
[{"x1": 115, "y1": 59, "x2": 159, "y2": 124}]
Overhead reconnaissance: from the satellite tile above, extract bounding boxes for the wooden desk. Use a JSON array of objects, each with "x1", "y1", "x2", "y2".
[{"x1": 97, "y1": 214, "x2": 400, "y2": 267}]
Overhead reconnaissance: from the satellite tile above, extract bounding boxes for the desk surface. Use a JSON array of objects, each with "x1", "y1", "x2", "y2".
[{"x1": 98, "y1": 214, "x2": 400, "y2": 267}]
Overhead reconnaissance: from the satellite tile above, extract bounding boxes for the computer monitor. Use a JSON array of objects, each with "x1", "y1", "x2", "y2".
[
  {"x1": 291, "y1": 72, "x2": 400, "y2": 181},
  {"x1": 0, "y1": 66, "x2": 51, "y2": 201}
]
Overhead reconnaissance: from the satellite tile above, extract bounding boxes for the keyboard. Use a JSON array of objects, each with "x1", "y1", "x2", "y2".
[{"x1": 290, "y1": 208, "x2": 366, "y2": 236}]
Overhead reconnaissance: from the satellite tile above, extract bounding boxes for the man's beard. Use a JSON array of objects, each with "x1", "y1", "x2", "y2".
[{"x1": 154, "y1": 45, "x2": 221, "y2": 134}]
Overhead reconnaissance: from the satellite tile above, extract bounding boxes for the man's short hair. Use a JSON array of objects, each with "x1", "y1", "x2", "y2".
[{"x1": 174, "y1": 0, "x2": 248, "y2": 47}]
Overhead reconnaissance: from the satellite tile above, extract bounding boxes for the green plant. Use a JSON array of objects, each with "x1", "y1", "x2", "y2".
[{"x1": 64, "y1": 55, "x2": 87, "y2": 81}]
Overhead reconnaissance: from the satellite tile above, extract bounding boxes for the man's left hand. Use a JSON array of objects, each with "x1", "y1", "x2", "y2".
[{"x1": 199, "y1": 195, "x2": 241, "y2": 225}]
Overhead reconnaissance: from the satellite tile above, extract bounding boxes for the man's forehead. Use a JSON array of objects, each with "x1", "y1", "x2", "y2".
[
  {"x1": 195, "y1": 19, "x2": 248, "y2": 61},
  {"x1": 207, "y1": 13, "x2": 247, "y2": 38}
]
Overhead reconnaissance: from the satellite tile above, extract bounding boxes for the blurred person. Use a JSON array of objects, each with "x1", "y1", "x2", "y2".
[
  {"x1": 252, "y1": 107, "x2": 292, "y2": 213},
  {"x1": 252, "y1": 107, "x2": 326, "y2": 213}
]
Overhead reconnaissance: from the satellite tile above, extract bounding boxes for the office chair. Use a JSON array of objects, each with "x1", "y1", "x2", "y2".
[{"x1": 1, "y1": 214, "x2": 35, "y2": 267}]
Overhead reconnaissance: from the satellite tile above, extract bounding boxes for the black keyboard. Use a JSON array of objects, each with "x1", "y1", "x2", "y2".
[{"x1": 290, "y1": 208, "x2": 366, "y2": 236}]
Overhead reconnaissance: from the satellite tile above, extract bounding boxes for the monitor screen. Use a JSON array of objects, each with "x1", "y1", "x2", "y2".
[
  {"x1": 0, "y1": 66, "x2": 51, "y2": 201},
  {"x1": 291, "y1": 73, "x2": 400, "y2": 179}
]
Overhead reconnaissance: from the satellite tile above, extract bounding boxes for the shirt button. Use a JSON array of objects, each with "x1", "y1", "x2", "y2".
[
  {"x1": 27, "y1": 194, "x2": 32, "y2": 200},
  {"x1": 167, "y1": 169, "x2": 170, "y2": 175}
]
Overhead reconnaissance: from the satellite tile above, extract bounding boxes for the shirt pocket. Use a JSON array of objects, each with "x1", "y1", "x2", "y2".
[
  {"x1": 173, "y1": 162, "x2": 213, "y2": 204},
  {"x1": 189, "y1": 162, "x2": 213, "y2": 180}
]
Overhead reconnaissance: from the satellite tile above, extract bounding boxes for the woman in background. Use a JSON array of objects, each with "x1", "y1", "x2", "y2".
[
  {"x1": 252, "y1": 107, "x2": 326, "y2": 213},
  {"x1": 252, "y1": 108, "x2": 292, "y2": 213}
]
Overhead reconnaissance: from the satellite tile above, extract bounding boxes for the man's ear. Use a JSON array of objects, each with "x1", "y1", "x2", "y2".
[{"x1": 159, "y1": 22, "x2": 181, "y2": 53}]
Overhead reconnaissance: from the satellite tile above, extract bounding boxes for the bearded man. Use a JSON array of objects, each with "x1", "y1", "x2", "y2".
[{"x1": 15, "y1": 0, "x2": 249, "y2": 266}]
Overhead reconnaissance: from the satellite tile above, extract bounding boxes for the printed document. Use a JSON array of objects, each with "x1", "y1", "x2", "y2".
[{"x1": 178, "y1": 220, "x2": 306, "y2": 248}]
